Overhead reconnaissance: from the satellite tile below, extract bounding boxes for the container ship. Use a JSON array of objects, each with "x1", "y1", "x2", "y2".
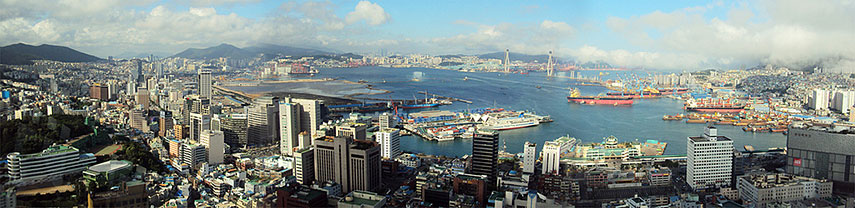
[
  {"x1": 684, "y1": 98, "x2": 746, "y2": 113},
  {"x1": 567, "y1": 88, "x2": 634, "y2": 105}
]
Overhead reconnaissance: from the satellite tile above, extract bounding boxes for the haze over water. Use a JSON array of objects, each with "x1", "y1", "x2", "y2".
[{"x1": 237, "y1": 66, "x2": 787, "y2": 157}]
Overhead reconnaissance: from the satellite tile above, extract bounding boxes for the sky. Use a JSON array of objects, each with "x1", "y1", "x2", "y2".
[{"x1": 1, "y1": 0, "x2": 854, "y2": 71}]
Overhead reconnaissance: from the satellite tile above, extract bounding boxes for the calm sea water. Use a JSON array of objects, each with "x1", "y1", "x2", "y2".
[{"x1": 236, "y1": 67, "x2": 787, "y2": 157}]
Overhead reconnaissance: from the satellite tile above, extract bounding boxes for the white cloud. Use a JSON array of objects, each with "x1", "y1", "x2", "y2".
[
  {"x1": 595, "y1": 0, "x2": 855, "y2": 71},
  {"x1": 428, "y1": 20, "x2": 575, "y2": 55},
  {"x1": 345, "y1": 1, "x2": 390, "y2": 25}
]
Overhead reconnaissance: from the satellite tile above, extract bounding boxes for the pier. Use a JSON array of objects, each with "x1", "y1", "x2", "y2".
[{"x1": 417, "y1": 91, "x2": 473, "y2": 104}]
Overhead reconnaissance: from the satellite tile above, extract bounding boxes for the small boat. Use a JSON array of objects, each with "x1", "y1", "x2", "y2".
[
  {"x1": 686, "y1": 119, "x2": 707, "y2": 124},
  {"x1": 536, "y1": 86, "x2": 542, "y2": 89},
  {"x1": 463, "y1": 77, "x2": 469, "y2": 81}
]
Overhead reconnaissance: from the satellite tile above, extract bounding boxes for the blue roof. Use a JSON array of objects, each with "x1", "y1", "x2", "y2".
[
  {"x1": 792, "y1": 115, "x2": 812, "y2": 119},
  {"x1": 0, "y1": 160, "x2": 6, "y2": 165}
]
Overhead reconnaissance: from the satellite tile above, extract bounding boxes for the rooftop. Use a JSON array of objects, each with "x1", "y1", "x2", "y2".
[
  {"x1": 689, "y1": 135, "x2": 732, "y2": 142},
  {"x1": 88, "y1": 160, "x2": 132, "y2": 173},
  {"x1": 740, "y1": 173, "x2": 827, "y2": 189},
  {"x1": 15, "y1": 145, "x2": 78, "y2": 159}
]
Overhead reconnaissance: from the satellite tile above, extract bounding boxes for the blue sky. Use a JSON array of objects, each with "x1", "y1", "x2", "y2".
[{"x1": 1, "y1": 0, "x2": 853, "y2": 71}]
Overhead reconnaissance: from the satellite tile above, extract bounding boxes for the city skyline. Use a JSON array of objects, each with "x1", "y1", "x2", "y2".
[{"x1": 1, "y1": 0, "x2": 854, "y2": 70}]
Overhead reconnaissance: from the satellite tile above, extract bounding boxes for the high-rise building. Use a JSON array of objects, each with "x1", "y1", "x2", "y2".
[
  {"x1": 6, "y1": 145, "x2": 95, "y2": 181},
  {"x1": 291, "y1": 98, "x2": 322, "y2": 137},
  {"x1": 314, "y1": 136, "x2": 381, "y2": 193},
  {"x1": 221, "y1": 113, "x2": 248, "y2": 147},
  {"x1": 200, "y1": 130, "x2": 224, "y2": 165},
  {"x1": 279, "y1": 102, "x2": 301, "y2": 156},
  {"x1": 523, "y1": 142, "x2": 536, "y2": 175},
  {"x1": 787, "y1": 124, "x2": 855, "y2": 195},
  {"x1": 470, "y1": 130, "x2": 499, "y2": 191},
  {"x1": 378, "y1": 113, "x2": 395, "y2": 131},
  {"x1": 198, "y1": 69, "x2": 212, "y2": 100},
  {"x1": 542, "y1": 141, "x2": 560, "y2": 175},
  {"x1": 89, "y1": 84, "x2": 110, "y2": 101},
  {"x1": 129, "y1": 107, "x2": 147, "y2": 132},
  {"x1": 336, "y1": 122, "x2": 367, "y2": 141},
  {"x1": 189, "y1": 113, "x2": 210, "y2": 142},
  {"x1": 809, "y1": 89, "x2": 830, "y2": 110},
  {"x1": 376, "y1": 128, "x2": 401, "y2": 159},
  {"x1": 832, "y1": 90, "x2": 855, "y2": 113},
  {"x1": 159, "y1": 111, "x2": 173, "y2": 137},
  {"x1": 174, "y1": 124, "x2": 187, "y2": 140},
  {"x1": 181, "y1": 142, "x2": 207, "y2": 169},
  {"x1": 136, "y1": 88, "x2": 150, "y2": 110},
  {"x1": 294, "y1": 147, "x2": 315, "y2": 185},
  {"x1": 248, "y1": 96, "x2": 279, "y2": 146},
  {"x1": 687, "y1": 126, "x2": 733, "y2": 190}
]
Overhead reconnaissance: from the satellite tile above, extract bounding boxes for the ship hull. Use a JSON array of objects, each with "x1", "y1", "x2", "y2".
[
  {"x1": 567, "y1": 96, "x2": 634, "y2": 105},
  {"x1": 485, "y1": 122, "x2": 539, "y2": 131},
  {"x1": 400, "y1": 103, "x2": 440, "y2": 109},
  {"x1": 686, "y1": 107, "x2": 744, "y2": 113}
]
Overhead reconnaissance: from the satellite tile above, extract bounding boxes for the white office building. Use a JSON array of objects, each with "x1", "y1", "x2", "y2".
[
  {"x1": 687, "y1": 126, "x2": 733, "y2": 190},
  {"x1": 181, "y1": 142, "x2": 207, "y2": 169},
  {"x1": 200, "y1": 130, "x2": 225, "y2": 165},
  {"x1": 6, "y1": 145, "x2": 95, "y2": 181},
  {"x1": 376, "y1": 128, "x2": 401, "y2": 159},
  {"x1": 279, "y1": 102, "x2": 301, "y2": 156},
  {"x1": 542, "y1": 141, "x2": 561, "y2": 175},
  {"x1": 523, "y1": 142, "x2": 536, "y2": 174}
]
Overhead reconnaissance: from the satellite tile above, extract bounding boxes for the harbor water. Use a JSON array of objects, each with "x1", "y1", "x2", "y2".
[{"x1": 235, "y1": 66, "x2": 787, "y2": 157}]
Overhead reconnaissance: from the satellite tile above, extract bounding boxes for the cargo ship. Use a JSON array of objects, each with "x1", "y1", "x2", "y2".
[
  {"x1": 684, "y1": 98, "x2": 746, "y2": 113},
  {"x1": 567, "y1": 88, "x2": 634, "y2": 105}
]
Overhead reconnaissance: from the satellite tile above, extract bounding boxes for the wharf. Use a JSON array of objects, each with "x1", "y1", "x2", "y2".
[{"x1": 417, "y1": 91, "x2": 473, "y2": 104}]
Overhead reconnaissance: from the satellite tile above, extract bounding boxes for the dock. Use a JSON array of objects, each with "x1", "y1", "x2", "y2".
[{"x1": 417, "y1": 91, "x2": 473, "y2": 104}]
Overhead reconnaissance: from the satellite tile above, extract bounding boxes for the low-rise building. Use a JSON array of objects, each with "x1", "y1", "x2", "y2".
[
  {"x1": 737, "y1": 173, "x2": 832, "y2": 205},
  {"x1": 338, "y1": 190, "x2": 387, "y2": 208},
  {"x1": 6, "y1": 145, "x2": 95, "y2": 181}
]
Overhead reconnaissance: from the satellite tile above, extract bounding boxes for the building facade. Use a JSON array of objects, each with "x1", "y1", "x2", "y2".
[
  {"x1": 737, "y1": 173, "x2": 832, "y2": 205},
  {"x1": 787, "y1": 125, "x2": 855, "y2": 195},
  {"x1": 687, "y1": 126, "x2": 734, "y2": 190},
  {"x1": 376, "y1": 128, "x2": 401, "y2": 159},
  {"x1": 6, "y1": 145, "x2": 95, "y2": 181},
  {"x1": 470, "y1": 130, "x2": 499, "y2": 191}
]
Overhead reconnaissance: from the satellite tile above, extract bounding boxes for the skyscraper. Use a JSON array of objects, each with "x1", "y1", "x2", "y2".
[
  {"x1": 279, "y1": 102, "x2": 301, "y2": 156},
  {"x1": 314, "y1": 136, "x2": 381, "y2": 193},
  {"x1": 809, "y1": 89, "x2": 829, "y2": 110},
  {"x1": 687, "y1": 126, "x2": 733, "y2": 190},
  {"x1": 376, "y1": 128, "x2": 401, "y2": 159},
  {"x1": 523, "y1": 142, "x2": 536, "y2": 175},
  {"x1": 248, "y1": 96, "x2": 279, "y2": 146},
  {"x1": 470, "y1": 130, "x2": 499, "y2": 191},
  {"x1": 198, "y1": 69, "x2": 212, "y2": 100}
]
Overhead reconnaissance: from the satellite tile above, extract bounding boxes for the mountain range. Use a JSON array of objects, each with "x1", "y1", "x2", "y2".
[
  {"x1": 171, "y1": 43, "x2": 333, "y2": 60},
  {"x1": 0, "y1": 43, "x2": 102, "y2": 65}
]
